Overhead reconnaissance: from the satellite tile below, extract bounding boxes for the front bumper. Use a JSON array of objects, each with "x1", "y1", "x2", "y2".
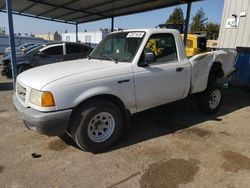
[{"x1": 13, "y1": 94, "x2": 72, "y2": 136}]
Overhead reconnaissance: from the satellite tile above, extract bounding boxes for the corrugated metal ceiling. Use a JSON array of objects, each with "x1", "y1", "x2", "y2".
[{"x1": 0, "y1": 0, "x2": 201, "y2": 24}]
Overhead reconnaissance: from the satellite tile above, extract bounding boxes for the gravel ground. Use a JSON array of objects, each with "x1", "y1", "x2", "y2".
[{"x1": 0, "y1": 68, "x2": 250, "y2": 188}]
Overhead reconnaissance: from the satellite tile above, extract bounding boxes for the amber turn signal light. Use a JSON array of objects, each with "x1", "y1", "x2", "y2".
[{"x1": 41, "y1": 92, "x2": 55, "y2": 107}]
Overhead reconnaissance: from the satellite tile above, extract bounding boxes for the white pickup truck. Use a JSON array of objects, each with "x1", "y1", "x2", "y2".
[{"x1": 13, "y1": 29, "x2": 236, "y2": 152}]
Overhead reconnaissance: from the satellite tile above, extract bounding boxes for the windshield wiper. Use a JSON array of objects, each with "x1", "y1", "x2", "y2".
[{"x1": 101, "y1": 54, "x2": 118, "y2": 64}]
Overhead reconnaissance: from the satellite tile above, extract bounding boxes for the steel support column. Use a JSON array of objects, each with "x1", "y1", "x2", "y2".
[
  {"x1": 6, "y1": 0, "x2": 17, "y2": 88},
  {"x1": 75, "y1": 23, "x2": 78, "y2": 42},
  {"x1": 184, "y1": 2, "x2": 192, "y2": 47},
  {"x1": 111, "y1": 17, "x2": 114, "y2": 32}
]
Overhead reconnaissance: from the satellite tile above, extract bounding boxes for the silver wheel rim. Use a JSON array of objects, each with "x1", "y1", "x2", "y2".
[
  {"x1": 87, "y1": 112, "x2": 115, "y2": 143},
  {"x1": 209, "y1": 89, "x2": 221, "y2": 109}
]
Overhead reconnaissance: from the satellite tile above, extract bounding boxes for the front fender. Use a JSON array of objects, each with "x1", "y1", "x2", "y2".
[
  {"x1": 73, "y1": 86, "x2": 136, "y2": 114},
  {"x1": 73, "y1": 86, "x2": 120, "y2": 106},
  {"x1": 45, "y1": 77, "x2": 136, "y2": 114}
]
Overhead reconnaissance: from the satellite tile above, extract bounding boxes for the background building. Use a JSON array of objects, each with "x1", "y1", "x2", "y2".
[
  {"x1": 35, "y1": 31, "x2": 61, "y2": 41},
  {"x1": 61, "y1": 29, "x2": 110, "y2": 46},
  {"x1": 0, "y1": 35, "x2": 45, "y2": 53},
  {"x1": 35, "y1": 33, "x2": 54, "y2": 41},
  {"x1": 218, "y1": 0, "x2": 250, "y2": 49},
  {"x1": 218, "y1": 0, "x2": 250, "y2": 88},
  {"x1": 0, "y1": 27, "x2": 6, "y2": 35}
]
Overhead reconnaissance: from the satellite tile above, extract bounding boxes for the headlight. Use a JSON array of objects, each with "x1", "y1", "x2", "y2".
[{"x1": 30, "y1": 89, "x2": 55, "y2": 107}]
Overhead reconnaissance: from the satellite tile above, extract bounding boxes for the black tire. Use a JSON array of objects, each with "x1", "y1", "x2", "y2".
[
  {"x1": 18, "y1": 64, "x2": 31, "y2": 74},
  {"x1": 5, "y1": 70, "x2": 12, "y2": 79},
  {"x1": 197, "y1": 84, "x2": 223, "y2": 114},
  {"x1": 70, "y1": 99, "x2": 123, "y2": 153}
]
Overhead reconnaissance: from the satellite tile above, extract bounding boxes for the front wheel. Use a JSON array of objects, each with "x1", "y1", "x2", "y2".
[
  {"x1": 196, "y1": 84, "x2": 223, "y2": 114},
  {"x1": 70, "y1": 99, "x2": 123, "y2": 153}
]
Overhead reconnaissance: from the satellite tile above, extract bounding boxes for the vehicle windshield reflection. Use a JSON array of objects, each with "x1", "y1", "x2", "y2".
[{"x1": 90, "y1": 31, "x2": 145, "y2": 62}]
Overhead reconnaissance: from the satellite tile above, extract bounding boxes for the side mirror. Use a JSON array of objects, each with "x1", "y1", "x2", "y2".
[
  {"x1": 138, "y1": 50, "x2": 156, "y2": 67},
  {"x1": 145, "y1": 52, "x2": 156, "y2": 63}
]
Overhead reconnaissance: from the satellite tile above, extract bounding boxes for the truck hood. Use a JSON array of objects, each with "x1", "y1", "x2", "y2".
[{"x1": 17, "y1": 58, "x2": 120, "y2": 90}]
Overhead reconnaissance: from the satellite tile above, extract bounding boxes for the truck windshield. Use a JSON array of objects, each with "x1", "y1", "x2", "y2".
[{"x1": 90, "y1": 31, "x2": 145, "y2": 62}]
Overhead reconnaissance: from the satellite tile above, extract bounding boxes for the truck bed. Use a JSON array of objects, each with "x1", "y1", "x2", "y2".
[{"x1": 189, "y1": 50, "x2": 237, "y2": 94}]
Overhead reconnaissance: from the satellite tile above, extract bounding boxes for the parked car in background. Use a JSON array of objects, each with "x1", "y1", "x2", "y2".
[
  {"x1": 1, "y1": 42, "x2": 93, "y2": 78},
  {"x1": 3, "y1": 43, "x2": 36, "y2": 57},
  {"x1": 4, "y1": 43, "x2": 43, "y2": 59}
]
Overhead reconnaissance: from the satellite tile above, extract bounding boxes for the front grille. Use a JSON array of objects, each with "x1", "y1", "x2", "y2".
[{"x1": 16, "y1": 82, "x2": 27, "y2": 102}]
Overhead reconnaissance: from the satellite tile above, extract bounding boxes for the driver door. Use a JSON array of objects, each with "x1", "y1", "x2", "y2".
[{"x1": 133, "y1": 33, "x2": 190, "y2": 111}]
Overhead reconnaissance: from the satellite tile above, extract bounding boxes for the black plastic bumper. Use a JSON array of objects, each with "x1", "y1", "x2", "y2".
[{"x1": 13, "y1": 94, "x2": 72, "y2": 136}]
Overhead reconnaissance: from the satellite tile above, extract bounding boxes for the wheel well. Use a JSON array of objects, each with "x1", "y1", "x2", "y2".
[
  {"x1": 67, "y1": 94, "x2": 131, "y2": 135},
  {"x1": 209, "y1": 62, "x2": 224, "y2": 79},
  {"x1": 208, "y1": 62, "x2": 224, "y2": 86},
  {"x1": 73, "y1": 94, "x2": 130, "y2": 116}
]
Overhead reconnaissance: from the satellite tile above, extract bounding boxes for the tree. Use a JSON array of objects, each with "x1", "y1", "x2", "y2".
[
  {"x1": 166, "y1": 7, "x2": 184, "y2": 25},
  {"x1": 54, "y1": 31, "x2": 62, "y2": 41},
  {"x1": 190, "y1": 8, "x2": 208, "y2": 33},
  {"x1": 206, "y1": 22, "x2": 220, "y2": 39}
]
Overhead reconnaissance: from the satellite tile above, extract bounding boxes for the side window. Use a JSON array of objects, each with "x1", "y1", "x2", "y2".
[
  {"x1": 186, "y1": 39, "x2": 193, "y2": 48},
  {"x1": 144, "y1": 33, "x2": 178, "y2": 63},
  {"x1": 66, "y1": 44, "x2": 82, "y2": 54},
  {"x1": 42, "y1": 45, "x2": 63, "y2": 55},
  {"x1": 197, "y1": 37, "x2": 207, "y2": 51},
  {"x1": 83, "y1": 46, "x2": 92, "y2": 53}
]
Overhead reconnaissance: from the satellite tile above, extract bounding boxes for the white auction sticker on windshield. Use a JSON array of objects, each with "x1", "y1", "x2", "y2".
[{"x1": 127, "y1": 32, "x2": 144, "y2": 38}]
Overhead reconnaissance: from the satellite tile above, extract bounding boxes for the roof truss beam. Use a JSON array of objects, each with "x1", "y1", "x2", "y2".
[
  {"x1": 19, "y1": 2, "x2": 37, "y2": 13},
  {"x1": 27, "y1": 0, "x2": 106, "y2": 17},
  {"x1": 1, "y1": 4, "x2": 6, "y2": 9},
  {"x1": 54, "y1": 0, "x2": 119, "y2": 20},
  {"x1": 37, "y1": 0, "x2": 80, "y2": 17},
  {"x1": 0, "y1": 9, "x2": 76, "y2": 25},
  {"x1": 67, "y1": 0, "x2": 153, "y2": 22},
  {"x1": 1, "y1": 0, "x2": 202, "y2": 25}
]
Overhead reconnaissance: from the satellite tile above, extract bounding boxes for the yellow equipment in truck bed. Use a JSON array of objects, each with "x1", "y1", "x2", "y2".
[{"x1": 181, "y1": 34, "x2": 207, "y2": 57}]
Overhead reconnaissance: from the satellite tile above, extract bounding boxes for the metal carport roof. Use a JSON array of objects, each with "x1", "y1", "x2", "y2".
[{"x1": 1, "y1": 0, "x2": 201, "y2": 25}]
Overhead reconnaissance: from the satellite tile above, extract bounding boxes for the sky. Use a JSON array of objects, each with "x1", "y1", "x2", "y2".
[{"x1": 0, "y1": 0, "x2": 224, "y2": 35}]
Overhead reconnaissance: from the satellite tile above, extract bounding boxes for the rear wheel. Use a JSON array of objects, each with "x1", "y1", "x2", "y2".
[
  {"x1": 197, "y1": 84, "x2": 223, "y2": 114},
  {"x1": 70, "y1": 99, "x2": 123, "y2": 153}
]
